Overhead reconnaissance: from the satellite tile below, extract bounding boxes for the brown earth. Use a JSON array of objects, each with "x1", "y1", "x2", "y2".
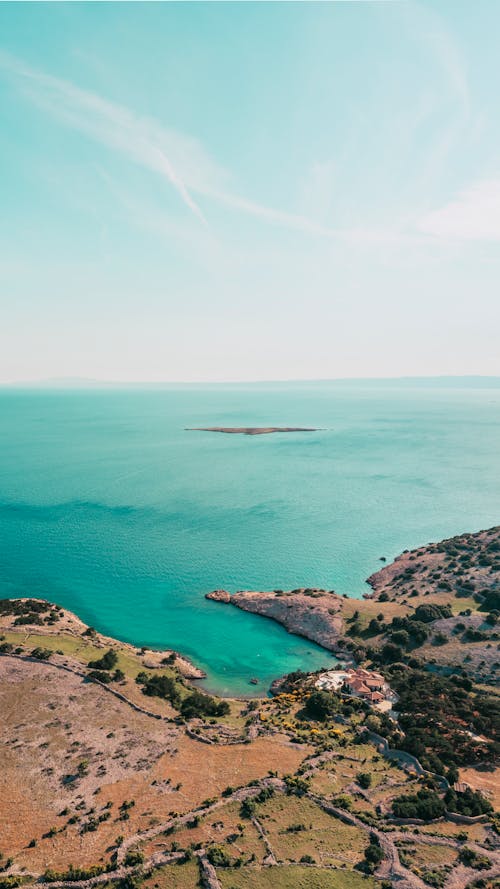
[{"x1": 0, "y1": 654, "x2": 308, "y2": 872}]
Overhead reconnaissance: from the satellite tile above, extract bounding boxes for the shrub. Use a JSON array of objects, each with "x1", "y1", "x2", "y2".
[
  {"x1": 303, "y1": 689, "x2": 338, "y2": 721},
  {"x1": 87, "y1": 670, "x2": 111, "y2": 683},
  {"x1": 413, "y1": 603, "x2": 452, "y2": 623},
  {"x1": 390, "y1": 629, "x2": 410, "y2": 648},
  {"x1": 137, "y1": 674, "x2": 181, "y2": 707},
  {"x1": 240, "y1": 798, "x2": 256, "y2": 819},
  {"x1": 392, "y1": 789, "x2": 445, "y2": 821},
  {"x1": 180, "y1": 690, "x2": 229, "y2": 719},
  {"x1": 444, "y1": 787, "x2": 493, "y2": 817},
  {"x1": 123, "y1": 851, "x2": 144, "y2": 867},
  {"x1": 206, "y1": 845, "x2": 231, "y2": 867},
  {"x1": 380, "y1": 643, "x2": 403, "y2": 663},
  {"x1": 357, "y1": 772, "x2": 372, "y2": 789},
  {"x1": 88, "y1": 649, "x2": 118, "y2": 671},
  {"x1": 458, "y1": 847, "x2": 491, "y2": 869},
  {"x1": 42, "y1": 864, "x2": 106, "y2": 882},
  {"x1": 31, "y1": 647, "x2": 52, "y2": 660}
]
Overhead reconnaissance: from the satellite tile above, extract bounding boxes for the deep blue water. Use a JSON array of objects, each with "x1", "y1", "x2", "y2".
[{"x1": 1, "y1": 380, "x2": 499, "y2": 694}]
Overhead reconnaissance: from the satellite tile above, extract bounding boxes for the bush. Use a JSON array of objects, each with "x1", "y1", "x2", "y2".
[
  {"x1": 390, "y1": 629, "x2": 410, "y2": 648},
  {"x1": 444, "y1": 787, "x2": 493, "y2": 817},
  {"x1": 42, "y1": 864, "x2": 106, "y2": 882},
  {"x1": 88, "y1": 649, "x2": 118, "y2": 671},
  {"x1": 206, "y1": 845, "x2": 231, "y2": 867},
  {"x1": 380, "y1": 643, "x2": 403, "y2": 663},
  {"x1": 458, "y1": 847, "x2": 491, "y2": 869},
  {"x1": 137, "y1": 674, "x2": 181, "y2": 707},
  {"x1": 357, "y1": 772, "x2": 372, "y2": 789},
  {"x1": 392, "y1": 789, "x2": 445, "y2": 821},
  {"x1": 303, "y1": 690, "x2": 338, "y2": 721},
  {"x1": 123, "y1": 851, "x2": 144, "y2": 867},
  {"x1": 383, "y1": 666, "x2": 498, "y2": 771},
  {"x1": 413, "y1": 603, "x2": 452, "y2": 623},
  {"x1": 357, "y1": 834, "x2": 383, "y2": 874},
  {"x1": 87, "y1": 670, "x2": 111, "y2": 683},
  {"x1": 332, "y1": 794, "x2": 353, "y2": 810},
  {"x1": 180, "y1": 690, "x2": 230, "y2": 719},
  {"x1": 31, "y1": 647, "x2": 52, "y2": 660},
  {"x1": 240, "y1": 798, "x2": 256, "y2": 818}
]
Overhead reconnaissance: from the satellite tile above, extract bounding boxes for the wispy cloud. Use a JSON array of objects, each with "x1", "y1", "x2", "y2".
[
  {"x1": 0, "y1": 49, "x2": 209, "y2": 224},
  {"x1": 403, "y1": 1, "x2": 470, "y2": 117},
  {"x1": 0, "y1": 49, "x2": 338, "y2": 238},
  {"x1": 419, "y1": 179, "x2": 500, "y2": 242}
]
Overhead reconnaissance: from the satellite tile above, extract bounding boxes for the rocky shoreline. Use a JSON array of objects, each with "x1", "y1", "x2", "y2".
[
  {"x1": 206, "y1": 525, "x2": 500, "y2": 683},
  {"x1": 206, "y1": 587, "x2": 346, "y2": 653}
]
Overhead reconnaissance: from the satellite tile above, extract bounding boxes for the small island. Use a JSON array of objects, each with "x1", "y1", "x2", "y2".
[{"x1": 186, "y1": 426, "x2": 318, "y2": 435}]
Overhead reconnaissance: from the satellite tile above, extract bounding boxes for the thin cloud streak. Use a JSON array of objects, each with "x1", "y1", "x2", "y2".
[
  {"x1": 0, "y1": 49, "x2": 208, "y2": 223},
  {"x1": 0, "y1": 49, "x2": 338, "y2": 238}
]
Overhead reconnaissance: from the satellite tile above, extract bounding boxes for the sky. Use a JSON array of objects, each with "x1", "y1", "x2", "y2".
[{"x1": 1, "y1": 1, "x2": 499, "y2": 384}]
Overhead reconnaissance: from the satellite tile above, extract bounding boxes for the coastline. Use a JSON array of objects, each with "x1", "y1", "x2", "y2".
[
  {"x1": 3, "y1": 523, "x2": 498, "y2": 696},
  {"x1": 204, "y1": 524, "x2": 500, "y2": 685},
  {"x1": 206, "y1": 587, "x2": 347, "y2": 658},
  {"x1": 0, "y1": 598, "x2": 207, "y2": 682},
  {"x1": 1, "y1": 526, "x2": 499, "y2": 886}
]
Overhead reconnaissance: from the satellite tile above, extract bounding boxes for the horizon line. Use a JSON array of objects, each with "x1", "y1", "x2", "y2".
[{"x1": 2, "y1": 373, "x2": 500, "y2": 390}]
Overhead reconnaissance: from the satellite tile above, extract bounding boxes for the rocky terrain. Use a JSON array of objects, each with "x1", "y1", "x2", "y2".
[
  {"x1": 207, "y1": 525, "x2": 500, "y2": 684},
  {"x1": 1, "y1": 526, "x2": 499, "y2": 889},
  {"x1": 206, "y1": 588, "x2": 343, "y2": 651}
]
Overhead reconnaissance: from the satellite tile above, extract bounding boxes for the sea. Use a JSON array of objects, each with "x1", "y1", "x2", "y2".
[{"x1": 1, "y1": 379, "x2": 499, "y2": 696}]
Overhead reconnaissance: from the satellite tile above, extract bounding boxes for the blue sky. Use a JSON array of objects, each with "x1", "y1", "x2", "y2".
[{"x1": 1, "y1": 1, "x2": 499, "y2": 383}]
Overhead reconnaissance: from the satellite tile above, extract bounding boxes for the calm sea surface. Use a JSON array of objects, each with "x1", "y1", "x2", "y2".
[{"x1": 1, "y1": 381, "x2": 499, "y2": 695}]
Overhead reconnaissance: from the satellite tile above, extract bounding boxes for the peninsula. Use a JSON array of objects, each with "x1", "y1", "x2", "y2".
[
  {"x1": 186, "y1": 426, "x2": 318, "y2": 435},
  {"x1": 206, "y1": 525, "x2": 500, "y2": 684}
]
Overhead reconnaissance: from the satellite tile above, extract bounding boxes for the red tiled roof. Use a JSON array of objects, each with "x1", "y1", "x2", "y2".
[{"x1": 348, "y1": 680, "x2": 371, "y2": 693}]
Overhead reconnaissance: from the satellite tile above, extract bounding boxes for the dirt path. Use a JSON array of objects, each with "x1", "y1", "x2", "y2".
[
  {"x1": 6, "y1": 776, "x2": 497, "y2": 889},
  {"x1": 306, "y1": 791, "x2": 429, "y2": 889}
]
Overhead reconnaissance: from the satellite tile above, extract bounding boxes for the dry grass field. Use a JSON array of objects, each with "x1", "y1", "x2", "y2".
[{"x1": 0, "y1": 654, "x2": 307, "y2": 872}]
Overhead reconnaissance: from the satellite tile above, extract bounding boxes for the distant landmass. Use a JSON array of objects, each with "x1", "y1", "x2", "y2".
[
  {"x1": 187, "y1": 426, "x2": 318, "y2": 435},
  {"x1": 3, "y1": 375, "x2": 500, "y2": 389}
]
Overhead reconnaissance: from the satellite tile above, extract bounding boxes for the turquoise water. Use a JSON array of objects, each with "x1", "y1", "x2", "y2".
[{"x1": 1, "y1": 380, "x2": 499, "y2": 695}]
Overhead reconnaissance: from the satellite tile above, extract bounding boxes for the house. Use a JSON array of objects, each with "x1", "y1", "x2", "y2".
[
  {"x1": 314, "y1": 667, "x2": 395, "y2": 711},
  {"x1": 364, "y1": 677, "x2": 385, "y2": 691},
  {"x1": 345, "y1": 677, "x2": 371, "y2": 696}
]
